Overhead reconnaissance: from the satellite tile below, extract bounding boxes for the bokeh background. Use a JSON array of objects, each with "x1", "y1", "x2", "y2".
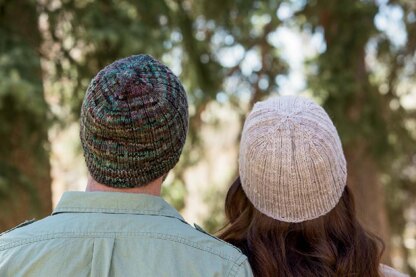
[{"x1": 1, "y1": 0, "x2": 415, "y2": 274}]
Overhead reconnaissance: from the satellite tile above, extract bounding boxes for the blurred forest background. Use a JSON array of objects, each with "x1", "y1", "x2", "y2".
[{"x1": 0, "y1": 0, "x2": 415, "y2": 274}]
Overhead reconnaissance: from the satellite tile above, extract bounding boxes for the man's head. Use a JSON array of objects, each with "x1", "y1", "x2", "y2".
[{"x1": 80, "y1": 54, "x2": 188, "y2": 188}]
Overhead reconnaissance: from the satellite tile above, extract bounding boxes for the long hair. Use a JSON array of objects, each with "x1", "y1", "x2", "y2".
[{"x1": 218, "y1": 177, "x2": 384, "y2": 277}]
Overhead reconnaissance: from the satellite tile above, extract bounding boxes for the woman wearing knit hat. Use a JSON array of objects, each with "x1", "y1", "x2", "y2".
[{"x1": 219, "y1": 96, "x2": 407, "y2": 277}]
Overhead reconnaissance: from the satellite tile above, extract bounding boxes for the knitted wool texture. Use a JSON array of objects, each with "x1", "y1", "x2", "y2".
[
  {"x1": 80, "y1": 54, "x2": 188, "y2": 188},
  {"x1": 239, "y1": 96, "x2": 347, "y2": 222}
]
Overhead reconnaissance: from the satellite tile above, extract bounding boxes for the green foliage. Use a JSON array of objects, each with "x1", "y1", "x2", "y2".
[
  {"x1": 0, "y1": 161, "x2": 41, "y2": 214},
  {"x1": 161, "y1": 178, "x2": 187, "y2": 211},
  {"x1": 0, "y1": 1, "x2": 49, "y2": 164},
  {"x1": 300, "y1": 1, "x2": 384, "y2": 146},
  {"x1": 0, "y1": 0, "x2": 51, "y2": 227},
  {"x1": 300, "y1": 0, "x2": 415, "y2": 159},
  {"x1": 0, "y1": 47, "x2": 47, "y2": 133},
  {"x1": 202, "y1": 187, "x2": 227, "y2": 234}
]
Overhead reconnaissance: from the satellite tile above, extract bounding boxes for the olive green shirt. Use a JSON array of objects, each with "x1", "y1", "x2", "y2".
[{"x1": 0, "y1": 192, "x2": 252, "y2": 277}]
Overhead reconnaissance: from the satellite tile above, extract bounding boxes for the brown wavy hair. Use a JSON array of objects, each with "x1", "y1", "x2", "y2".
[{"x1": 218, "y1": 177, "x2": 384, "y2": 277}]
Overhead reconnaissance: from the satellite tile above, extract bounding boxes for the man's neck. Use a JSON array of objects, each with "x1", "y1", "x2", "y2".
[{"x1": 85, "y1": 176, "x2": 163, "y2": 196}]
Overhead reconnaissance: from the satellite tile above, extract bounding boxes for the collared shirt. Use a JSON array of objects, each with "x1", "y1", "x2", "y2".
[{"x1": 0, "y1": 192, "x2": 252, "y2": 277}]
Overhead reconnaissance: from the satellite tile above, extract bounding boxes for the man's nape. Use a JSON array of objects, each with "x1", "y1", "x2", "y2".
[{"x1": 85, "y1": 173, "x2": 165, "y2": 196}]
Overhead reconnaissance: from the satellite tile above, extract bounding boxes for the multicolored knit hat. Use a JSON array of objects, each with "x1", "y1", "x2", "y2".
[{"x1": 80, "y1": 54, "x2": 188, "y2": 188}]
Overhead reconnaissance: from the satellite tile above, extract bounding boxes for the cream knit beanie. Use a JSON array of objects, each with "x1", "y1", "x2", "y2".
[{"x1": 239, "y1": 96, "x2": 347, "y2": 222}]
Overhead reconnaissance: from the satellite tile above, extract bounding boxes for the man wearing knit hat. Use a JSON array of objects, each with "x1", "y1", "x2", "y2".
[{"x1": 0, "y1": 55, "x2": 252, "y2": 276}]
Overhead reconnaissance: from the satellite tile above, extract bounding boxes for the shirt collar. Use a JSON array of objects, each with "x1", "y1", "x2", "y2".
[{"x1": 52, "y1": 191, "x2": 186, "y2": 223}]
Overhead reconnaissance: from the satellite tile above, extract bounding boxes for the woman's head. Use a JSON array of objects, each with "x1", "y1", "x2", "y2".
[
  {"x1": 219, "y1": 96, "x2": 383, "y2": 276},
  {"x1": 220, "y1": 178, "x2": 383, "y2": 277}
]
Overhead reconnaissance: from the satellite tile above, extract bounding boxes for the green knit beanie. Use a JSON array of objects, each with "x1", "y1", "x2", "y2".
[{"x1": 80, "y1": 54, "x2": 188, "y2": 188}]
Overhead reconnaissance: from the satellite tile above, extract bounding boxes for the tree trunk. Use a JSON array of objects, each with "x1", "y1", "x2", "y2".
[
  {"x1": 345, "y1": 142, "x2": 391, "y2": 264},
  {"x1": 0, "y1": 0, "x2": 52, "y2": 231}
]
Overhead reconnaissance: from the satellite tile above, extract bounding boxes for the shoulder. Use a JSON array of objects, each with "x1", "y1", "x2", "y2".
[
  {"x1": 183, "y1": 224, "x2": 252, "y2": 276},
  {"x1": 176, "y1": 222, "x2": 247, "y2": 262},
  {"x1": 0, "y1": 219, "x2": 36, "y2": 238},
  {"x1": 0, "y1": 219, "x2": 39, "y2": 250},
  {"x1": 380, "y1": 264, "x2": 409, "y2": 277}
]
